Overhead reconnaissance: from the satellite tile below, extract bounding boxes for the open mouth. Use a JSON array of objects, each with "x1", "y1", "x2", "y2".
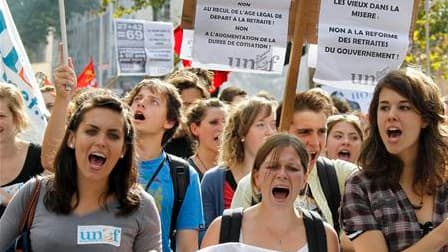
[
  {"x1": 387, "y1": 128, "x2": 402, "y2": 139},
  {"x1": 89, "y1": 153, "x2": 106, "y2": 168},
  {"x1": 338, "y1": 150, "x2": 351, "y2": 160},
  {"x1": 272, "y1": 187, "x2": 289, "y2": 199},
  {"x1": 134, "y1": 112, "x2": 145, "y2": 121},
  {"x1": 309, "y1": 152, "x2": 317, "y2": 161}
]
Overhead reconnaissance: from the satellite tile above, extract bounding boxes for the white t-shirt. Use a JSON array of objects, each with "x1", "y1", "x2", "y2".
[{"x1": 198, "y1": 242, "x2": 308, "y2": 252}]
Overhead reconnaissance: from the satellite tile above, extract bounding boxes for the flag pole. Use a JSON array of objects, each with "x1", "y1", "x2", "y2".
[{"x1": 58, "y1": 0, "x2": 71, "y2": 91}]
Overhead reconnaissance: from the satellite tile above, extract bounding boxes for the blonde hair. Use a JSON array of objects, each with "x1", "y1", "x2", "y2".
[
  {"x1": 219, "y1": 97, "x2": 276, "y2": 169},
  {"x1": 0, "y1": 82, "x2": 29, "y2": 133}
]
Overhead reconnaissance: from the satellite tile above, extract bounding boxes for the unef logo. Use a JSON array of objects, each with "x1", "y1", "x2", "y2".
[
  {"x1": 77, "y1": 225, "x2": 122, "y2": 247},
  {"x1": 227, "y1": 48, "x2": 280, "y2": 72}
]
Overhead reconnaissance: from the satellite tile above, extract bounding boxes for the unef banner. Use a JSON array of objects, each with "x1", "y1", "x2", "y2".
[
  {"x1": 115, "y1": 19, "x2": 173, "y2": 76},
  {"x1": 192, "y1": 0, "x2": 290, "y2": 74},
  {"x1": 314, "y1": 0, "x2": 414, "y2": 91},
  {"x1": 0, "y1": 0, "x2": 47, "y2": 143}
]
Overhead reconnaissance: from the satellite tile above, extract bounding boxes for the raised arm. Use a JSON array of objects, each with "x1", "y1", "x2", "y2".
[{"x1": 41, "y1": 44, "x2": 76, "y2": 171}]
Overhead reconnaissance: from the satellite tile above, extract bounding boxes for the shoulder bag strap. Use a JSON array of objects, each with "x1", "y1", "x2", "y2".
[{"x1": 19, "y1": 177, "x2": 41, "y2": 232}]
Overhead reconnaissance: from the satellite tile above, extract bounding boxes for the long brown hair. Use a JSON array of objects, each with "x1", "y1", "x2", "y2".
[
  {"x1": 44, "y1": 95, "x2": 140, "y2": 216},
  {"x1": 360, "y1": 68, "x2": 448, "y2": 194}
]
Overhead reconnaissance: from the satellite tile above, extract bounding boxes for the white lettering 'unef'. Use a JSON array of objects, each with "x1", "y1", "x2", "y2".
[{"x1": 77, "y1": 225, "x2": 122, "y2": 247}]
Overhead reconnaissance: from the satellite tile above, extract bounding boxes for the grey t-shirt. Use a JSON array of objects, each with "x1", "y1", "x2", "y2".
[{"x1": 0, "y1": 178, "x2": 161, "y2": 252}]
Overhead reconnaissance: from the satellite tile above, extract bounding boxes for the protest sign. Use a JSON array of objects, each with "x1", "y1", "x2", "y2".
[
  {"x1": 191, "y1": 0, "x2": 290, "y2": 74},
  {"x1": 181, "y1": 0, "x2": 420, "y2": 130},
  {"x1": 115, "y1": 19, "x2": 173, "y2": 76},
  {"x1": 321, "y1": 84, "x2": 373, "y2": 113},
  {"x1": 182, "y1": 0, "x2": 419, "y2": 46},
  {"x1": 0, "y1": 0, "x2": 47, "y2": 143},
  {"x1": 180, "y1": 29, "x2": 194, "y2": 61},
  {"x1": 314, "y1": 0, "x2": 415, "y2": 91}
]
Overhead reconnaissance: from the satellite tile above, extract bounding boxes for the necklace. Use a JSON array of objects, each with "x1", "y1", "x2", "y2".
[{"x1": 195, "y1": 154, "x2": 208, "y2": 172}]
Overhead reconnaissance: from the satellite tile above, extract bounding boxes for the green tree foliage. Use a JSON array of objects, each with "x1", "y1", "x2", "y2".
[
  {"x1": 406, "y1": 0, "x2": 448, "y2": 80},
  {"x1": 7, "y1": 0, "x2": 98, "y2": 62},
  {"x1": 100, "y1": 0, "x2": 166, "y2": 21}
]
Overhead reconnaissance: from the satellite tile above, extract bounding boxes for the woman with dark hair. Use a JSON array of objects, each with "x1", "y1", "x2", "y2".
[
  {"x1": 0, "y1": 95, "x2": 162, "y2": 251},
  {"x1": 185, "y1": 98, "x2": 227, "y2": 180},
  {"x1": 340, "y1": 68, "x2": 448, "y2": 252},
  {"x1": 201, "y1": 133, "x2": 339, "y2": 251}
]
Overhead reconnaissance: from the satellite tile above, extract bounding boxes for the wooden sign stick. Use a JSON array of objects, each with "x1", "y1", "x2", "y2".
[{"x1": 278, "y1": 0, "x2": 307, "y2": 131}]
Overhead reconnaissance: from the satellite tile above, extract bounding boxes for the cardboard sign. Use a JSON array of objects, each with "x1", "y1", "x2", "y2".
[
  {"x1": 181, "y1": 0, "x2": 420, "y2": 43},
  {"x1": 191, "y1": 0, "x2": 290, "y2": 73},
  {"x1": 314, "y1": 0, "x2": 415, "y2": 90},
  {"x1": 115, "y1": 19, "x2": 173, "y2": 76}
]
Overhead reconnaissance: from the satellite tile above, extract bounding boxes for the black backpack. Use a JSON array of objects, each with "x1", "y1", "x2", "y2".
[
  {"x1": 219, "y1": 208, "x2": 327, "y2": 252},
  {"x1": 166, "y1": 154, "x2": 190, "y2": 250},
  {"x1": 316, "y1": 157, "x2": 341, "y2": 235}
]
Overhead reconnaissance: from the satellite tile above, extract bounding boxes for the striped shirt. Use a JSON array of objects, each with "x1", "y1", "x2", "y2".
[{"x1": 340, "y1": 171, "x2": 448, "y2": 251}]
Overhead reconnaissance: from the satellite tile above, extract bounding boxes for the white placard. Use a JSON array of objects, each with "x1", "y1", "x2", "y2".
[
  {"x1": 314, "y1": 0, "x2": 414, "y2": 91},
  {"x1": 180, "y1": 29, "x2": 194, "y2": 61},
  {"x1": 192, "y1": 0, "x2": 290, "y2": 74},
  {"x1": 115, "y1": 19, "x2": 173, "y2": 76}
]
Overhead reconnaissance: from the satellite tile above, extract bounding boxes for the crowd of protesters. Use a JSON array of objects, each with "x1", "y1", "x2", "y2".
[{"x1": 0, "y1": 51, "x2": 447, "y2": 252}]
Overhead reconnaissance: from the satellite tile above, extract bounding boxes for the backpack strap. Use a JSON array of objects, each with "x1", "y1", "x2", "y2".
[
  {"x1": 250, "y1": 196, "x2": 259, "y2": 206},
  {"x1": 167, "y1": 154, "x2": 190, "y2": 247},
  {"x1": 302, "y1": 210, "x2": 327, "y2": 252},
  {"x1": 316, "y1": 157, "x2": 341, "y2": 234},
  {"x1": 219, "y1": 208, "x2": 244, "y2": 243}
]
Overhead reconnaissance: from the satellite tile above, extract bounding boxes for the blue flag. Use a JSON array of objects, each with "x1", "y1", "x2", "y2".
[{"x1": 0, "y1": 0, "x2": 47, "y2": 143}]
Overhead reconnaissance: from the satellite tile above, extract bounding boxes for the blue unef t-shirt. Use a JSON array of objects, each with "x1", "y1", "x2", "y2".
[{"x1": 138, "y1": 152, "x2": 204, "y2": 252}]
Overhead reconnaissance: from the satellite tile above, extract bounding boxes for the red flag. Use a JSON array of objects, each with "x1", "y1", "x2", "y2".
[
  {"x1": 77, "y1": 58, "x2": 97, "y2": 88},
  {"x1": 173, "y1": 26, "x2": 183, "y2": 56},
  {"x1": 212, "y1": 70, "x2": 229, "y2": 91},
  {"x1": 174, "y1": 26, "x2": 192, "y2": 67}
]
